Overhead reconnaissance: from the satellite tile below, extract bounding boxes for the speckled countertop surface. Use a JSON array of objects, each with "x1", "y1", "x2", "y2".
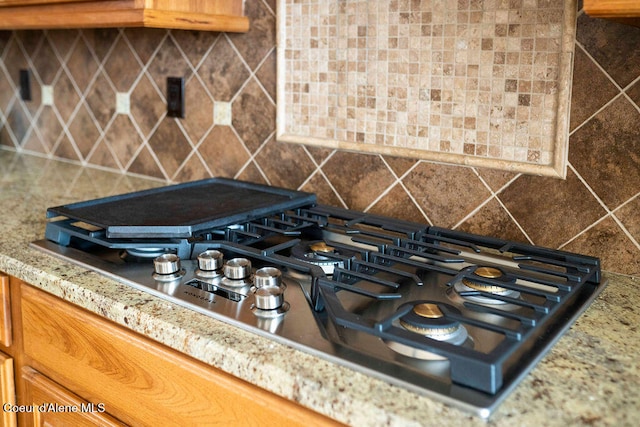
[{"x1": 0, "y1": 150, "x2": 638, "y2": 426}]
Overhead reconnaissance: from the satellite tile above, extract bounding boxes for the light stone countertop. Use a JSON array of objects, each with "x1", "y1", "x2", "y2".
[{"x1": 0, "y1": 150, "x2": 638, "y2": 426}]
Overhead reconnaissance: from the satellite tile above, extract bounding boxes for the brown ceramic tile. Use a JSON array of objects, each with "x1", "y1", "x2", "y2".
[
  {"x1": 625, "y1": 79, "x2": 640, "y2": 108},
  {"x1": 0, "y1": 126, "x2": 13, "y2": 148},
  {"x1": 569, "y1": 46, "x2": 619, "y2": 131},
  {"x1": 0, "y1": 69, "x2": 13, "y2": 114},
  {"x1": 15, "y1": 31, "x2": 43, "y2": 58},
  {"x1": 367, "y1": 184, "x2": 427, "y2": 223},
  {"x1": 46, "y1": 30, "x2": 80, "y2": 61},
  {"x1": 255, "y1": 49, "x2": 277, "y2": 102},
  {"x1": 235, "y1": 161, "x2": 268, "y2": 184},
  {"x1": 0, "y1": 31, "x2": 11, "y2": 56},
  {"x1": 22, "y1": 128, "x2": 46, "y2": 154},
  {"x1": 321, "y1": 151, "x2": 396, "y2": 211},
  {"x1": 33, "y1": 106, "x2": 62, "y2": 152},
  {"x1": 147, "y1": 37, "x2": 193, "y2": 97},
  {"x1": 182, "y1": 76, "x2": 213, "y2": 144},
  {"x1": 255, "y1": 136, "x2": 315, "y2": 189},
  {"x1": 197, "y1": 36, "x2": 250, "y2": 102},
  {"x1": 299, "y1": 172, "x2": 344, "y2": 207},
  {"x1": 458, "y1": 198, "x2": 529, "y2": 243},
  {"x1": 304, "y1": 146, "x2": 334, "y2": 165},
  {"x1": 85, "y1": 71, "x2": 115, "y2": 131},
  {"x1": 127, "y1": 144, "x2": 164, "y2": 179},
  {"x1": 65, "y1": 39, "x2": 99, "y2": 95},
  {"x1": 576, "y1": 13, "x2": 640, "y2": 88},
  {"x1": 227, "y1": 0, "x2": 276, "y2": 71},
  {"x1": 130, "y1": 73, "x2": 164, "y2": 138},
  {"x1": 563, "y1": 217, "x2": 640, "y2": 276},
  {"x1": 53, "y1": 133, "x2": 79, "y2": 161},
  {"x1": 53, "y1": 71, "x2": 81, "y2": 124},
  {"x1": 68, "y1": 102, "x2": 100, "y2": 159},
  {"x1": 499, "y1": 169, "x2": 606, "y2": 248},
  {"x1": 102, "y1": 37, "x2": 142, "y2": 92},
  {"x1": 6, "y1": 103, "x2": 30, "y2": 145},
  {"x1": 476, "y1": 168, "x2": 518, "y2": 193},
  {"x1": 31, "y1": 38, "x2": 60, "y2": 85},
  {"x1": 81, "y1": 28, "x2": 120, "y2": 63},
  {"x1": 197, "y1": 125, "x2": 249, "y2": 178},
  {"x1": 232, "y1": 78, "x2": 275, "y2": 153},
  {"x1": 615, "y1": 196, "x2": 640, "y2": 244},
  {"x1": 402, "y1": 163, "x2": 491, "y2": 228},
  {"x1": 86, "y1": 139, "x2": 118, "y2": 170},
  {"x1": 2, "y1": 37, "x2": 29, "y2": 88},
  {"x1": 569, "y1": 96, "x2": 640, "y2": 210},
  {"x1": 172, "y1": 30, "x2": 220, "y2": 68},
  {"x1": 147, "y1": 119, "x2": 192, "y2": 179},
  {"x1": 173, "y1": 153, "x2": 211, "y2": 182},
  {"x1": 123, "y1": 28, "x2": 167, "y2": 66},
  {"x1": 382, "y1": 156, "x2": 418, "y2": 177},
  {"x1": 103, "y1": 115, "x2": 142, "y2": 169}
]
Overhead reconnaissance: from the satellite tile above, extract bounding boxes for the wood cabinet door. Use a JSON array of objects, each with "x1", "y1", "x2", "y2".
[
  {"x1": 22, "y1": 367, "x2": 126, "y2": 427},
  {"x1": 0, "y1": 274, "x2": 11, "y2": 348},
  {"x1": 0, "y1": 351, "x2": 16, "y2": 427},
  {"x1": 20, "y1": 283, "x2": 341, "y2": 426}
]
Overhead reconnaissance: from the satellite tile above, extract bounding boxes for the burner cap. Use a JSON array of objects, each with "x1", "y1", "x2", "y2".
[
  {"x1": 399, "y1": 302, "x2": 461, "y2": 338},
  {"x1": 291, "y1": 240, "x2": 345, "y2": 275},
  {"x1": 462, "y1": 266, "x2": 512, "y2": 293}
]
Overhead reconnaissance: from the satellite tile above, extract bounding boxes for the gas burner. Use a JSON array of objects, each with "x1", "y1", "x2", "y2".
[
  {"x1": 291, "y1": 240, "x2": 345, "y2": 275},
  {"x1": 385, "y1": 301, "x2": 471, "y2": 361},
  {"x1": 450, "y1": 266, "x2": 521, "y2": 305},
  {"x1": 124, "y1": 247, "x2": 169, "y2": 260}
]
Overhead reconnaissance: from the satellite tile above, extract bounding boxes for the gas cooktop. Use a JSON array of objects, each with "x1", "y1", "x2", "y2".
[{"x1": 31, "y1": 178, "x2": 606, "y2": 418}]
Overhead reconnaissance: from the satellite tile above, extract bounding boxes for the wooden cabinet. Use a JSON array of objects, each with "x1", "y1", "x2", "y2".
[
  {"x1": 0, "y1": 352, "x2": 16, "y2": 427},
  {"x1": 0, "y1": 273, "x2": 341, "y2": 426},
  {"x1": 584, "y1": 1, "x2": 640, "y2": 26},
  {"x1": 0, "y1": 0, "x2": 249, "y2": 32},
  {"x1": 22, "y1": 367, "x2": 125, "y2": 427}
]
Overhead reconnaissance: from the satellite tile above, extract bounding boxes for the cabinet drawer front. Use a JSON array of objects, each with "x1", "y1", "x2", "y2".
[
  {"x1": 22, "y1": 367, "x2": 125, "y2": 427},
  {"x1": 20, "y1": 284, "x2": 340, "y2": 426},
  {"x1": 0, "y1": 274, "x2": 11, "y2": 348}
]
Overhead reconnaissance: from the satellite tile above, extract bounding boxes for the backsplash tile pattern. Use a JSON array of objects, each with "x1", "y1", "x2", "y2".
[
  {"x1": 278, "y1": 0, "x2": 575, "y2": 176},
  {"x1": 0, "y1": 2, "x2": 639, "y2": 275}
]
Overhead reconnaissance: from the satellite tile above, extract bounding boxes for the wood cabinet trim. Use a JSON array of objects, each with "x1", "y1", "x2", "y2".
[
  {"x1": 0, "y1": 351, "x2": 16, "y2": 427},
  {"x1": 584, "y1": 0, "x2": 640, "y2": 17},
  {"x1": 0, "y1": 0, "x2": 249, "y2": 32},
  {"x1": 0, "y1": 274, "x2": 11, "y2": 348}
]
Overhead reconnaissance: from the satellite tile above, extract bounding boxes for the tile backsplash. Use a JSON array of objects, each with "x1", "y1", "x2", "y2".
[
  {"x1": 0, "y1": 1, "x2": 639, "y2": 275},
  {"x1": 278, "y1": 0, "x2": 575, "y2": 177}
]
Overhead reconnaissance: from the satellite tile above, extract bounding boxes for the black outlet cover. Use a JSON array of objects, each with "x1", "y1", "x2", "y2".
[
  {"x1": 20, "y1": 69, "x2": 31, "y2": 101},
  {"x1": 167, "y1": 77, "x2": 185, "y2": 118}
]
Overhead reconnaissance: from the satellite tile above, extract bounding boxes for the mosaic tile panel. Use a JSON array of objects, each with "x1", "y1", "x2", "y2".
[{"x1": 278, "y1": 0, "x2": 577, "y2": 177}]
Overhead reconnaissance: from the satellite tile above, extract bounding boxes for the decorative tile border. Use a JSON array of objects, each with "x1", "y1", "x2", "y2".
[{"x1": 277, "y1": 0, "x2": 577, "y2": 177}]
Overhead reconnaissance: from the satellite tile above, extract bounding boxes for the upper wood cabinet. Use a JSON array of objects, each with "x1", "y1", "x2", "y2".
[
  {"x1": 584, "y1": 1, "x2": 640, "y2": 26},
  {"x1": 0, "y1": 0, "x2": 249, "y2": 32}
]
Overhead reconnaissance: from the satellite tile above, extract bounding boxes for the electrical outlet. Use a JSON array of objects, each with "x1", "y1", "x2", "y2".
[
  {"x1": 166, "y1": 77, "x2": 184, "y2": 118},
  {"x1": 20, "y1": 69, "x2": 31, "y2": 101}
]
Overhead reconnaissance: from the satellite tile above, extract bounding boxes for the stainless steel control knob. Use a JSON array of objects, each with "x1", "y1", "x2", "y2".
[
  {"x1": 153, "y1": 253, "x2": 183, "y2": 281},
  {"x1": 254, "y1": 285, "x2": 284, "y2": 310},
  {"x1": 153, "y1": 253, "x2": 181, "y2": 275},
  {"x1": 197, "y1": 250, "x2": 223, "y2": 272},
  {"x1": 254, "y1": 267, "x2": 282, "y2": 288},
  {"x1": 223, "y1": 258, "x2": 252, "y2": 280}
]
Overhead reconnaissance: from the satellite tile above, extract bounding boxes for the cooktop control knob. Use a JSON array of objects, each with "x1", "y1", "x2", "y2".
[
  {"x1": 153, "y1": 254, "x2": 184, "y2": 281},
  {"x1": 254, "y1": 285, "x2": 285, "y2": 311},
  {"x1": 221, "y1": 258, "x2": 252, "y2": 287},
  {"x1": 196, "y1": 250, "x2": 224, "y2": 278},
  {"x1": 254, "y1": 267, "x2": 282, "y2": 288}
]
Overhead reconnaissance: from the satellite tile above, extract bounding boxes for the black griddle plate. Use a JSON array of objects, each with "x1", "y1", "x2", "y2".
[{"x1": 46, "y1": 178, "x2": 316, "y2": 238}]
